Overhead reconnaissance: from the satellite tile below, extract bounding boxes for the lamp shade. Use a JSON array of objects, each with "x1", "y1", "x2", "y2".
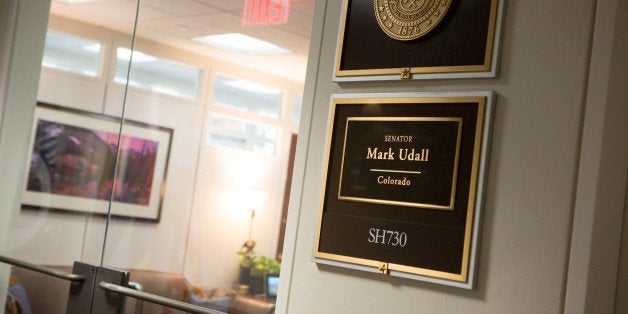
[{"x1": 244, "y1": 189, "x2": 268, "y2": 211}]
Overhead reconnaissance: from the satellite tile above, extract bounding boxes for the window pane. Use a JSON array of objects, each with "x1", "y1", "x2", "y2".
[
  {"x1": 213, "y1": 75, "x2": 282, "y2": 118},
  {"x1": 114, "y1": 47, "x2": 201, "y2": 99},
  {"x1": 42, "y1": 30, "x2": 102, "y2": 77},
  {"x1": 207, "y1": 115, "x2": 278, "y2": 156},
  {"x1": 293, "y1": 95, "x2": 303, "y2": 125}
]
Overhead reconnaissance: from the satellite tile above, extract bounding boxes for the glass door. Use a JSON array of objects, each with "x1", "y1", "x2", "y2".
[
  {"x1": 1, "y1": 0, "x2": 143, "y2": 313},
  {"x1": 98, "y1": 0, "x2": 312, "y2": 311},
  {"x1": 2, "y1": 0, "x2": 311, "y2": 313}
]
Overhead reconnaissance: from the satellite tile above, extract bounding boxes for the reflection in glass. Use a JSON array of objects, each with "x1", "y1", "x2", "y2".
[
  {"x1": 114, "y1": 47, "x2": 202, "y2": 100},
  {"x1": 42, "y1": 30, "x2": 102, "y2": 77},
  {"x1": 213, "y1": 75, "x2": 283, "y2": 118},
  {"x1": 208, "y1": 115, "x2": 279, "y2": 156},
  {"x1": 3, "y1": 0, "x2": 311, "y2": 312}
]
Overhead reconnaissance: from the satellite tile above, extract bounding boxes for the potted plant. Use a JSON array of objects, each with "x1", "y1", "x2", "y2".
[{"x1": 237, "y1": 250, "x2": 280, "y2": 295}]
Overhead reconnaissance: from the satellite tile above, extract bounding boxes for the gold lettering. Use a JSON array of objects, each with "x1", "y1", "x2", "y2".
[
  {"x1": 398, "y1": 148, "x2": 429, "y2": 161},
  {"x1": 377, "y1": 175, "x2": 411, "y2": 186},
  {"x1": 366, "y1": 147, "x2": 378, "y2": 159},
  {"x1": 383, "y1": 135, "x2": 413, "y2": 143},
  {"x1": 366, "y1": 147, "x2": 395, "y2": 160}
]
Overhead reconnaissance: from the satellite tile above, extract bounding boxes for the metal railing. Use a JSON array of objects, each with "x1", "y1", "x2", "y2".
[
  {"x1": 99, "y1": 282, "x2": 223, "y2": 314},
  {"x1": 1, "y1": 254, "x2": 224, "y2": 314},
  {"x1": 0, "y1": 254, "x2": 84, "y2": 282}
]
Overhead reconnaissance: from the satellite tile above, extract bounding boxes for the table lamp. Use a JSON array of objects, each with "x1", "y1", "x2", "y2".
[{"x1": 240, "y1": 189, "x2": 268, "y2": 261}]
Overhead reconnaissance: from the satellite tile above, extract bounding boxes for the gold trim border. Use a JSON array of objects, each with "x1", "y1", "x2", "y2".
[
  {"x1": 334, "y1": 0, "x2": 501, "y2": 78},
  {"x1": 315, "y1": 95, "x2": 487, "y2": 284},
  {"x1": 337, "y1": 117, "x2": 463, "y2": 211}
]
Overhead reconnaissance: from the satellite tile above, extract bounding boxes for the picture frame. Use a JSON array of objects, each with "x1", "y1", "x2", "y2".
[
  {"x1": 333, "y1": 0, "x2": 506, "y2": 81},
  {"x1": 22, "y1": 102, "x2": 173, "y2": 222},
  {"x1": 314, "y1": 92, "x2": 495, "y2": 289}
]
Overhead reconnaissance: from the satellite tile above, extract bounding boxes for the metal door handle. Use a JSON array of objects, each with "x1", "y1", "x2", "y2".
[
  {"x1": 0, "y1": 254, "x2": 84, "y2": 282},
  {"x1": 1, "y1": 255, "x2": 221, "y2": 313},
  {"x1": 99, "y1": 281, "x2": 223, "y2": 314},
  {"x1": 127, "y1": 282, "x2": 144, "y2": 314}
]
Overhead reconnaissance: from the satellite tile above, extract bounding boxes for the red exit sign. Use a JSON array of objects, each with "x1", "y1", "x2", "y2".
[{"x1": 242, "y1": 0, "x2": 290, "y2": 27}]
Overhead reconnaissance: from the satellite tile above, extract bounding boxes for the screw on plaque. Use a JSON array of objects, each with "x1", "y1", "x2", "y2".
[
  {"x1": 378, "y1": 262, "x2": 390, "y2": 275},
  {"x1": 401, "y1": 67, "x2": 412, "y2": 79}
]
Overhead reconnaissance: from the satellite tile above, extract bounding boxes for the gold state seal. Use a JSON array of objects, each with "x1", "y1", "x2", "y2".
[{"x1": 374, "y1": 0, "x2": 452, "y2": 41}]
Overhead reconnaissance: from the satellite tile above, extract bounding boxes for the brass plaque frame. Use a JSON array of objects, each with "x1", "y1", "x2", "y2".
[
  {"x1": 314, "y1": 92, "x2": 495, "y2": 289},
  {"x1": 333, "y1": 0, "x2": 506, "y2": 81}
]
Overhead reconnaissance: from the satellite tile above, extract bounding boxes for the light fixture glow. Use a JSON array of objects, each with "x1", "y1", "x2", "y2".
[{"x1": 193, "y1": 33, "x2": 291, "y2": 55}]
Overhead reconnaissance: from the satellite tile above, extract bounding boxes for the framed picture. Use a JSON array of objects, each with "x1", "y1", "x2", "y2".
[
  {"x1": 22, "y1": 103, "x2": 173, "y2": 222},
  {"x1": 333, "y1": 0, "x2": 506, "y2": 81},
  {"x1": 314, "y1": 92, "x2": 494, "y2": 289}
]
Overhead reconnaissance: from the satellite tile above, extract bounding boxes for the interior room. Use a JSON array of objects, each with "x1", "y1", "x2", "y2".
[{"x1": 2, "y1": 0, "x2": 313, "y2": 313}]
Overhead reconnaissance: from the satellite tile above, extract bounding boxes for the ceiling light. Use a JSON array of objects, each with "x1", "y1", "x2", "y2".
[{"x1": 192, "y1": 33, "x2": 291, "y2": 55}]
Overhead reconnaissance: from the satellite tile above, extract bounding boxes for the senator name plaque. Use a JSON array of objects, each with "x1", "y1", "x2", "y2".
[
  {"x1": 339, "y1": 117, "x2": 462, "y2": 210},
  {"x1": 314, "y1": 92, "x2": 495, "y2": 289}
]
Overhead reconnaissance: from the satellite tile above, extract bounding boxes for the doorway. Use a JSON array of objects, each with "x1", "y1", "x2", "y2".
[{"x1": 1, "y1": 1, "x2": 312, "y2": 313}]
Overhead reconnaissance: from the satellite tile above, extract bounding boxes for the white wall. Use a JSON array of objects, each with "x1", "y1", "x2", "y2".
[
  {"x1": 278, "y1": 0, "x2": 628, "y2": 313},
  {"x1": 8, "y1": 15, "x2": 303, "y2": 290},
  {"x1": 0, "y1": 0, "x2": 51, "y2": 310}
]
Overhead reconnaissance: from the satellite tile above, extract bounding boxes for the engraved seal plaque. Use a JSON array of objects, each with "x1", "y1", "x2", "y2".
[{"x1": 374, "y1": 0, "x2": 453, "y2": 41}]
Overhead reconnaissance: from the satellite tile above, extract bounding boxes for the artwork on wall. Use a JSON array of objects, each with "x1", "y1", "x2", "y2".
[
  {"x1": 22, "y1": 102, "x2": 173, "y2": 222},
  {"x1": 314, "y1": 92, "x2": 495, "y2": 289},
  {"x1": 333, "y1": 0, "x2": 506, "y2": 81}
]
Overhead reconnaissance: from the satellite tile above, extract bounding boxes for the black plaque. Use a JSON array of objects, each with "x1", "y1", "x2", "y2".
[
  {"x1": 315, "y1": 93, "x2": 494, "y2": 288},
  {"x1": 333, "y1": 0, "x2": 504, "y2": 80},
  {"x1": 339, "y1": 118, "x2": 462, "y2": 210}
]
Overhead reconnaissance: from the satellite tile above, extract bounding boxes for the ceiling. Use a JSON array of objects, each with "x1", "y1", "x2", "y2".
[{"x1": 49, "y1": 0, "x2": 315, "y2": 82}]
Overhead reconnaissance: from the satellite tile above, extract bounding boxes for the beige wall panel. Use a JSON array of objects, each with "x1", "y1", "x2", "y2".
[
  {"x1": 37, "y1": 70, "x2": 106, "y2": 113},
  {"x1": 279, "y1": 0, "x2": 620, "y2": 313}
]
